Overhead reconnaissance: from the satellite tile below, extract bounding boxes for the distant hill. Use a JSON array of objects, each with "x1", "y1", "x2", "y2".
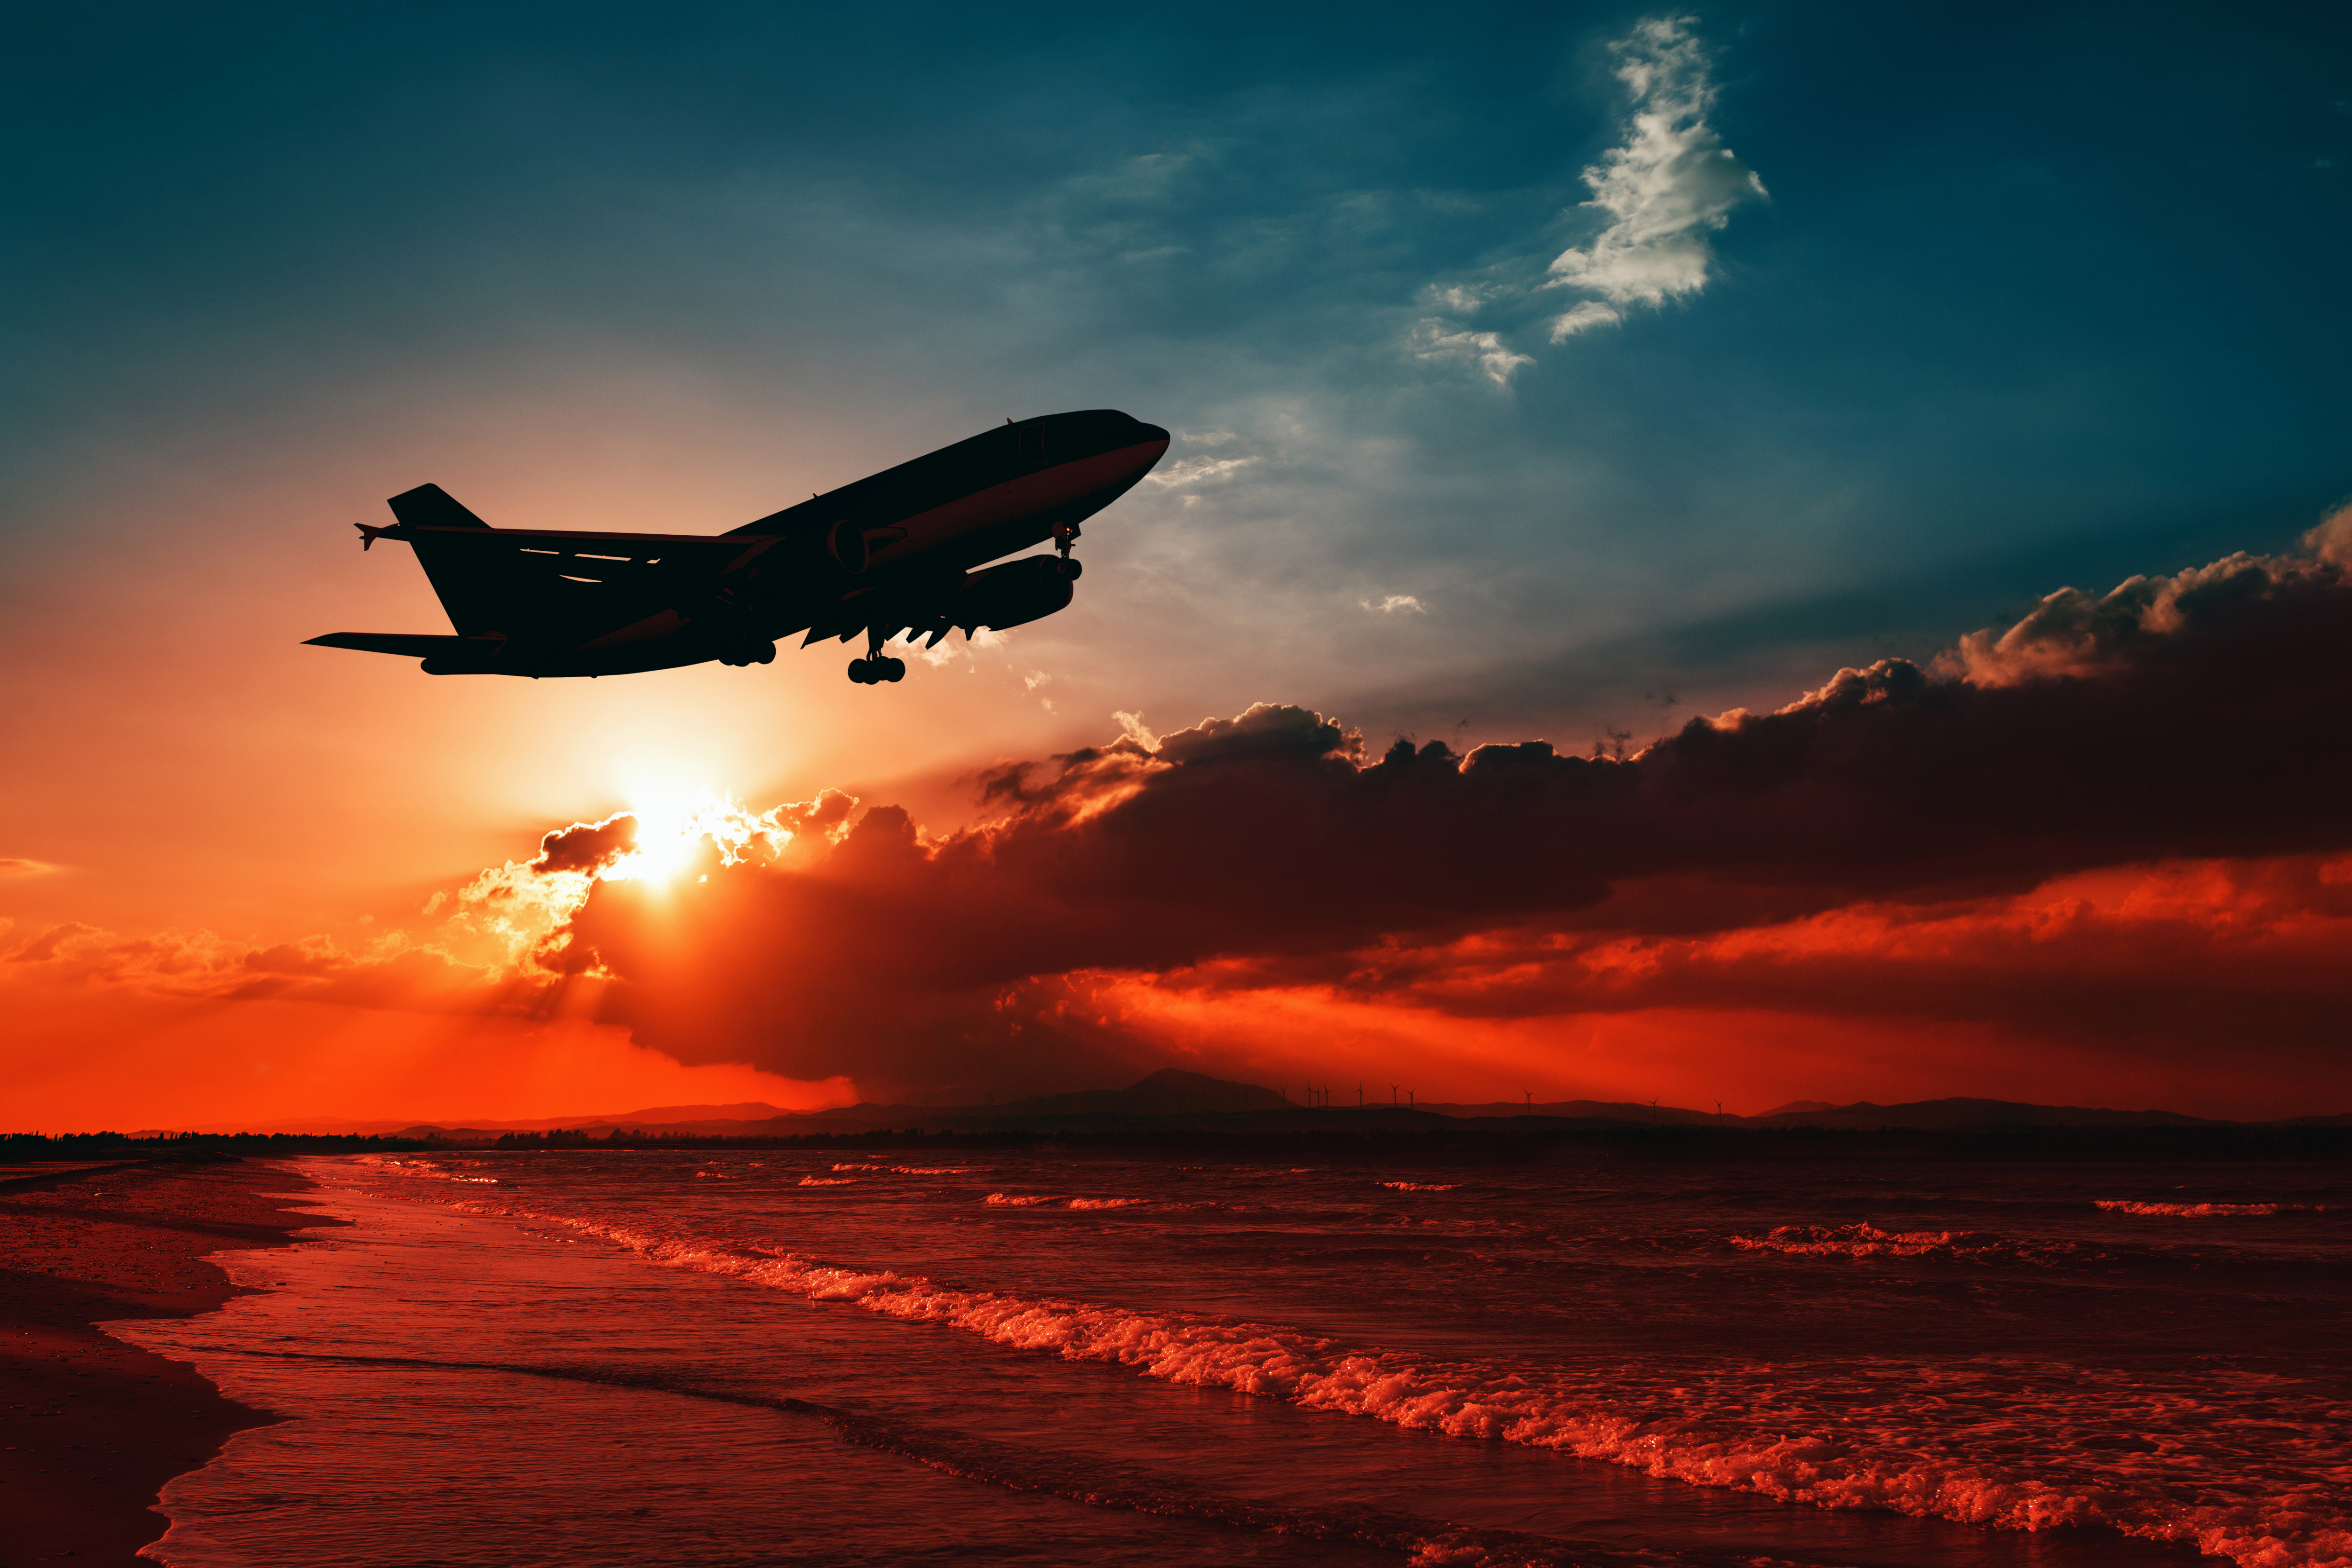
[
  {"x1": 1748, "y1": 1098, "x2": 2225, "y2": 1130},
  {"x1": 165, "y1": 1078, "x2": 2336, "y2": 1139},
  {"x1": 178, "y1": 1101, "x2": 807, "y2": 1136},
  {"x1": 1423, "y1": 1099, "x2": 1728, "y2": 1125},
  {"x1": 990, "y1": 1068, "x2": 1289, "y2": 1117}
]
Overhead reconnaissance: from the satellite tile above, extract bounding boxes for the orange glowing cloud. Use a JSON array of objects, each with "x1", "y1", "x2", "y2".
[{"x1": 10, "y1": 534, "x2": 2352, "y2": 1124}]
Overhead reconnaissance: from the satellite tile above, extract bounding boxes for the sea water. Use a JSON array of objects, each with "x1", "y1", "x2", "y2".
[{"x1": 110, "y1": 1148, "x2": 2350, "y2": 1568}]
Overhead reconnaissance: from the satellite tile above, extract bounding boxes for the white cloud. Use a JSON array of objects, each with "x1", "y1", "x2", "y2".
[
  {"x1": 1144, "y1": 454, "x2": 1259, "y2": 488},
  {"x1": 1364, "y1": 594, "x2": 1427, "y2": 614},
  {"x1": 1547, "y1": 300, "x2": 1623, "y2": 340},
  {"x1": 1408, "y1": 320, "x2": 1534, "y2": 385},
  {"x1": 1543, "y1": 16, "x2": 1767, "y2": 333},
  {"x1": 1408, "y1": 15, "x2": 1766, "y2": 374},
  {"x1": 1112, "y1": 710, "x2": 1160, "y2": 749}
]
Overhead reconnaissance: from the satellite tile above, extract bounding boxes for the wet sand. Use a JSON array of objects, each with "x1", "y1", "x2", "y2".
[{"x1": 0, "y1": 1158, "x2": 326, "y2": 1568}]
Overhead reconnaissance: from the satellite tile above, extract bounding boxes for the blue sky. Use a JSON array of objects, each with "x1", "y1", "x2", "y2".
[{"x1": 8, "y1": 0, "x2": 2349, "y2": 754}]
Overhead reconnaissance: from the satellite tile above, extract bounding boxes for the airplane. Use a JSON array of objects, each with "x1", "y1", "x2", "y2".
[{"x1": 304, "y1": 409, "x2": 1171, "y2": 684}]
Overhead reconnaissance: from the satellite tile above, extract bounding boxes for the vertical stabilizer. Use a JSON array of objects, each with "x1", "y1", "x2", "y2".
[
  {"x1": 387, "y1": 483, "x2": 492, "y2": 530},
  {"x1": 386, "y1": 484, "x2": 506, "y2": 634}
]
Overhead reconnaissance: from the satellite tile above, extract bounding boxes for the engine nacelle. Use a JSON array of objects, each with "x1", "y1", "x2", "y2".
[{"x1": 952, "y1": 554, "x2": 1077, "y2": 633}]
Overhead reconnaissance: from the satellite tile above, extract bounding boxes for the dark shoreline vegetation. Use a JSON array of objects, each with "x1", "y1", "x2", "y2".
[{"x1": 8, "y1": 1119, "x2": 2349, "y2": 1164}]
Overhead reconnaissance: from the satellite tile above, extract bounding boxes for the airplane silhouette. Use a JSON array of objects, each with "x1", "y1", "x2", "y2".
[{"x1": 305, "y1": 409, "x2": 1170, "y2": 683}]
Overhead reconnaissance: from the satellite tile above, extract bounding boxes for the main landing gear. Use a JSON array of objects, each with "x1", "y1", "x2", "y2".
[
  {"x1": 848, "y1": 624, "x2": 905, "y2": 684},
  {"x1": 719, "y1": 637, "x2": 775, "y2": 667}
]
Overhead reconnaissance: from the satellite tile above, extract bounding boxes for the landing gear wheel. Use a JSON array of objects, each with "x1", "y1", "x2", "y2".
[
  {"x1": 848, "y1": 658, "x2": 873, "y2": 684},
  {"x1": 882, "y1": 656, "x2": 906, "y2": 682},
  {"x1": 850, "y1": 655, "x2": 906, "y2": 685},
  {"x1": 722, "y1": 637, "x2": 775, "y2": 667}
]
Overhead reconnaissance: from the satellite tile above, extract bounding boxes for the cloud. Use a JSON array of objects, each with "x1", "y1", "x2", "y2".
[
  {"x1": 1410, "y1": 16, "x2": 1767, "y2": 374},
  {"x1": 1542, "y1": 15, "x2": 1768, "y2": 335},
  {"x1": 0, "y1": 858, "x2": 60, "y2": 878},
  {"x1": 1407, "y1": 319, "x2": 1534, "y2": 385},
  {"x1": 1365, "y1": 594, "x2": 1426, "y2": 615},
  {"x1": 24, "y1": 536, "x2": 2349, "y2": 1108},
  {"x1": 2, "y1": 918, "x2": 522, "y2": 1014},
  {"x1": 2307, "y1": 499, "x2": 2352, "y2": 566},
  {"x1": 532, "y1": 814, "x2": 638, "y2": 875},
  {"x1": 507, "y1": 537, "x2": 2352, "y2": 1100},
  {"x1": 1143, "y1": 454, "x2": 1258, "y2": 489}
]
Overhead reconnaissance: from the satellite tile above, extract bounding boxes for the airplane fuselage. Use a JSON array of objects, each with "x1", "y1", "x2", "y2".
[{"x1": 306, "y1": 409, "x2": 1171, "y2": 681}]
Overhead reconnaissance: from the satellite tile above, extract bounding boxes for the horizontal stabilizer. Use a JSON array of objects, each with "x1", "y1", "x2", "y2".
[
  {"x1": 386, "y1": 483, "x2": 492, "y2": 530},
  {"x1": 304, "y1": 632, "x2": 497, "y2": 658}
]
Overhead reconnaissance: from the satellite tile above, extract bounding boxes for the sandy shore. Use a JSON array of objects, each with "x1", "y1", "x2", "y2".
[{"x1": 0, "y1": 1157, "x2": 329, "y2": 1568}]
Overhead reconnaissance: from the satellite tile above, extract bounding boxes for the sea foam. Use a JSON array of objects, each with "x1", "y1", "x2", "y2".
[{"x1": 414, "y1": 1184, "x2": 2349, "y2": 1568}]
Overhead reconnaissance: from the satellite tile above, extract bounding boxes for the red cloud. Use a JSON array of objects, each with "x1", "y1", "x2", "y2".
[{"x1": 536, "y1": 541, "x2": 2352, "y2": 1102}]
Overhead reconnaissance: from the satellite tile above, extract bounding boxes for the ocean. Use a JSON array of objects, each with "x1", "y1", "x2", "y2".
[{"x1": 109, "y1": 1147, "x2": 2349, "y2": 1568}]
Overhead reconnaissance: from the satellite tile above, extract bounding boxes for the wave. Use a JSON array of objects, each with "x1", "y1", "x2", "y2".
[
  {"x1": 1066, "y1": 1197, "x2": 1150, "y2": 1210},
  {"x1": 2093, "y1": 1200, "x2": 2328, "y2": 1217},
  {"x1": 834, "y1": 1163, "x2": 977, "y2": 1175},
  {"x1": 1382, "y1": 1182, "x2": 1462, "y2": 1192},
  {"x1": 412, "y1": 1186, "x2": 2350, "y2": 1568},
  {"x1": 1725, "y1": 1222, "x2": 2087, "y2": 1264},
  {"x1": 352, "y1": 1156, "x2": 497, "y2": 1184},
  {"x1": 984, "y1": 1193, "x2": 1054, "y2": 1206},
  {"x1": 797, "y1": 1177, "x2": 854, "y2": 1186}
]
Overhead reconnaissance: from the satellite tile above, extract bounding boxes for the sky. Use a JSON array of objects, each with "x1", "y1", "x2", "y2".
[{"x1": 5, "y1": 0, "x2": 2350, "y2": 1128}]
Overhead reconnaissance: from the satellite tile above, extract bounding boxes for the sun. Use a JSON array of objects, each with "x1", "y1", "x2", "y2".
[
  {"x1": 605, "y1": 783, "x2": 717, "y2": 884},
  {"x1": 600, "y1": 782, "x2": 783, "y2": 886}
]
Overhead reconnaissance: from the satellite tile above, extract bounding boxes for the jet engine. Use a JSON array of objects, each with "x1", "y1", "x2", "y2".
[{"x1": 950, "y1": 554, "x2": 1079, "y2": 633}]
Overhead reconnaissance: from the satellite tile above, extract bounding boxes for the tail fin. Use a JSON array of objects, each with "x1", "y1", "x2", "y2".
[
  {"x1": 387, "y1": 483, "x2": 505, "y2": 634},
  {"x1": 387, "y1": 483, "x2": 492, "y2": 530}
]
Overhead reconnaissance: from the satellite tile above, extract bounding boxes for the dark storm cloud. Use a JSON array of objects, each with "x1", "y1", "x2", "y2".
[{"x1": 552, "y1": 544, "x2": 2352, "y2": 1093}]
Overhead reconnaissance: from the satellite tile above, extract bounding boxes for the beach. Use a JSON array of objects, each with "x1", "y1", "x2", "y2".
[{"x1": 0, "y1": 1159, "x2": 322, "y2": 1568}]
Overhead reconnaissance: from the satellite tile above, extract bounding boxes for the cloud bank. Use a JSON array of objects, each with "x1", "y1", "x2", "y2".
[
  {"x1": 14, "y1": 532, "x2": 2349, "y2": 1110},
  {"x1": 518, "y1": 535, "x2": 2352, "y2": 1103}
]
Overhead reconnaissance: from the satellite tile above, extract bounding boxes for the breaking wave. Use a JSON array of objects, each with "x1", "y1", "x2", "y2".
[
  {"x1": 797, "y1": 1177, "x2": 854, "y2": 1187},
  {"x1": 984, "y1": 1193, "x2": 1055, "y2": 1207},
  {"x1": 1726, "y1": 1223, "x2": 2086, "y2": 1264},
  {"x1": 1067, "y1": 1197, "x2": 1151, "y2": 1210},
  {"x1": 2094, "y1": 1200, "x2": 2325, "y2": 1217},
  {"x1": 418, "y1": 1188, "x2": 2350, "y2": 1568},
  {"x1": 1383, "y1": 1182, "x2": 1463, "y2": 1192}
]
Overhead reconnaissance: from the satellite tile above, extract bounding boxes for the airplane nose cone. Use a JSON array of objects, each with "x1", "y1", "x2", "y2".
[{"x1": 1136, "y1": 421, "x2": 1170, "y2": 448}]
